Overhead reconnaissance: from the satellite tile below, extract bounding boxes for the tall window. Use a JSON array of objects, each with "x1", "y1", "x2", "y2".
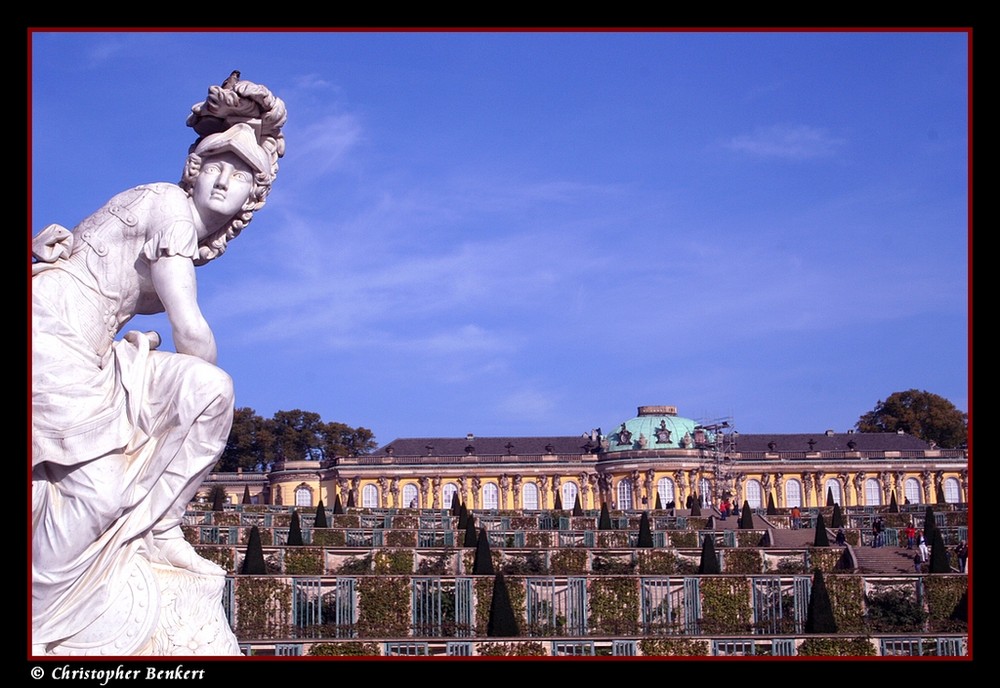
[
  {"x1": 482, "y1": 483, "x2": 499, "y2": 510},
  {"x1": 745, "y1": 480, "x2": 763, "y2": 509},
  {"x1": 864, "y1": 479, "x2": 882, "y2": 506},
  {"x1": 562, "y1": 482, "x2": 579, "y2": 510},
  {"x1": 442, "y1": 483, "x2": 459, "y2": 510},
  {"x1": 522, "y1": 482, "x2": 539, "y2": 510},
  {"x1": 784, "y1": 480, "x2": 802, "y2": 508},
  {"x1": 904, "y1": 478, "x2": 922, "y2": 504},
  {"x1": 617, "y1": 480, "x2": 633, "y2": 510},
  {"x1": 295, "y1": 486, "x2": 312, "y2": 507},
  {"x1": 824, "y1": 479, "x2": 842, "y2": 506},
  {"x1": 362, "y1": 484, "x2": 379, "y2": 508},
  {"x1": 943, "y1": 478, "x2": 960, "y2": 504},
  {"x1": 657, "y1": 477, "x2": 675, "y2": 506},
  {"x1": 402, "y1": 483, "x2": 419, "y2": 509}
]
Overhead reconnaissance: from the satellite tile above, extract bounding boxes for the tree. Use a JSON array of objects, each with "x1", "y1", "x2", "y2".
[
  {"x1": 929, "y1": 528, "x2": 950, "y2": 573},
  {"x1": 831, "y1": 503, "x2": 844, "y2": 529},
  {"x1": 856, "y1": 389, "x2": 967, "y2": 448},
  {"x1": 814, "y1": 512, "x2": 830, "y2": 547},
  {"x1": 598, "y1": 503, "x2": 612, "y2": 530},
  {"x1": 210, "y1": 485, "x2": 227, "y2": 512},
  {"x1": 487, "y1": 574, "x2": 519, "y2": 637},
  {"x1": 473, "y1": 529, "x2": 495, "y2": 574},
  {"x1": 242, "y1": 486, "x2": 252, "y2": 505},
  {"x1": 804, "y1": 569, "x2": 837, "y2": 633},
  {"x1": 240, "y1": 526, "x2": 267, "y2": 575},
  {"x1": 216, "y1": 407, "x2": 272, "y2": 472},
  {"x1": 287, "y1": 511, "x2": 304, "y2": 546},
  {"x1": 637, "y1": 512, "x2": 654, "y2": 548},
  {"x1": 739, "y1": 501, "x2": 754, "y2": 529},
  {"x1": 314, "y1": 500, "x2": 329, "y2": 529},
  {"x1": 698, "y1": 535, "x2": 720, "y2": 574}
]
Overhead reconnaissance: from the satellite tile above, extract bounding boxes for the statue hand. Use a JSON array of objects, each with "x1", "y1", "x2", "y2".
[{"x1": 124, "y1": 330, "x2": 162, "y2": 350}]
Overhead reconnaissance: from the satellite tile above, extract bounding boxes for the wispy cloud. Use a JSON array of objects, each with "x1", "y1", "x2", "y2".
[
  {"x1": 725, "y1": 124, "x2": 845, "y2": 160},
  {"x1": 289, "y1": 113, "x2": 363, "y2": 175}
]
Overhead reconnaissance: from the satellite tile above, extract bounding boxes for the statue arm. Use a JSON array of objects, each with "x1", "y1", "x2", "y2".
[{"x1": 150, "y1": 254, "x2": 217, "y2": 363}]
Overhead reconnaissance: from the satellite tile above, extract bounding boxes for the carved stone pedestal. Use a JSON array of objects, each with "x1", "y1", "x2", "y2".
[{"x1": 36, "y1": 558, "x2": 241, "y2": 657}]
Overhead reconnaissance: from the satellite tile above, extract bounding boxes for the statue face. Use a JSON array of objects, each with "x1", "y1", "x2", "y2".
[{"x1": 191, "y1": 151, "x2": 255, "y2": 235}]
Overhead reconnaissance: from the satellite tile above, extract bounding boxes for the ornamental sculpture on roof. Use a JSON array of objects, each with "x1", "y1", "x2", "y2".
[{"x1": 31, "y1": 75, "x2": 286, "y2": 656}]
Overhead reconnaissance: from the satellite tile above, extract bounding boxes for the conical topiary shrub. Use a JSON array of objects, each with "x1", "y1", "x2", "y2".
[
  {"x1": 346, "y1": 490, "x2": 355, "y2": 508},
  {"x1": 554, "y1": 493, "x2": 563, "y2": 510},
  {"x1": 929, "y1": 528, "x2": 950, "y2": 573},
  {"x1": 211, "y1": 485, "x2": 226, "y2": 512},
  {"x1": 486, "y1": 574, "x2": 519, "y2": 637},
  {"x1": 637, "y1": 512, "x2": 654, "y2": 548},
  {"x1": 314, "y1": 500, "x2": 328, "y2": 529},
  {"x1": 831, "y1": 503, "x2": 844, "y2": 529},
  {"x1": 813, "y1": 512, "x2": 830, "y2": 547},
  {"x1": 804, "y1": 568, "x2": 837, "y2": 633},
  {"x1": 698, "y1": 535, "x2": 720, "y2": 574},
  {"x1": 690, "y1": 495, "x2": 702, "y2": 517},
  {"x1": 332, "y1": 494, "x2": 344, "y2": 515},
  {"x1": 766, "y1": 492, "x2": 777, "y2": 516},
  {"x1": 598, "y1": 503, "x2": 612, "y2": 530},
  {"x1": 654, "y1": 492, "x2": 662, "y2": 510},
  {"x1": 826, "y1": 487, "x2": 835, "y2": 507},
  {"x1": 287, "y1": 510, "x2": 304, "y2": 546},
  {"x1": 458, "y1": 504, "x2": 469, "y2": 531},
  {"x1": 464, "y1": 515, "x2": 478, "y2": 547},
  {"x1": 240, "y1": 525, "x2": 267, "y2": 575},
  {"x1": 573, "y1": 494, "x2": 584, "y2": 517},
  {"x1": 450, "y1": 491, "x2": 461, "y2": 516},
  {"x1": 242, "y1": 485, "x2": 252, "y2": 505},
  {"x1": 923, "y1": 506, "x2": 937, "y2": 543},
  {"x1": 739, "y1": 501, "x2": 754, "y2": 529},
  {"x1": 889, "y1": 491, "x2": 899, "y2": 513},
  {"x1": 935, "y1": 483, "x2": 946, "y2": 504},
  {"x1": 472, "y1": 528, "x2": 495, "y2": 575}
]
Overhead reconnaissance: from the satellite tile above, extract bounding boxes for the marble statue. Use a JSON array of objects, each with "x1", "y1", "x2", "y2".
[{"x1": 31, "y1": 76, "x2": 286, "y2": 656}]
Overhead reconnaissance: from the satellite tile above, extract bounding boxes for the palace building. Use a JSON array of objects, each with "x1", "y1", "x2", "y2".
[{"x1": 203, "y1": 405, "x2": 968, "y2": 512}]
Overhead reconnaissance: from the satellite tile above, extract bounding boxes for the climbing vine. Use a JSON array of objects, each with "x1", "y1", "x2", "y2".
[
  {"x1": 639, "y1": 637, "x2": 708, "y2": 656},
  {"x1": 669, "y1": 532, "x2": 698, "y2": 548},
  {"x1": 637, "y1": 550, "x2": 679, "y2": 575},
  {"x1": 235, "y1": 578, "x2": 291, "y2": 640},
  {"x1": 797, "y1": 636, "x2": 876, "y2": 656},
  {"x1": 311, "y1": 529, "x2": 345, "y2": 546},
  {"x1": 588, "y1": 577, "x2": 639, "y2": 635},
  {"x1": 723, "y1": 549, "x2": 762, "y2": 575},
  {"x1": 477, "y1": 641, "x2": 546, "y2": 656},
  {"x1": 386, "y1": 530, "x2": 417, "y2": 547},
  {"x1": 308, "y1": 641, "x2": 380, "y2": 656},
  {"x1": 195, "y1": 546, "x2": 234, "y2": 573},
  {"x1": 550, "y1": 549, "x2": 588, "y2": 575},
  {"x1": 357, "y1": 577, "x2": 410, "y2": 637},
  {"x1": 373, "y1": 549, "x2": 413, "y2": 574},
  {"x1": 923, "y1": 576, "x2": 968, "y2": 632},
  {"x1": 824, "y1": 575, "x2": 865, "y2": 633},
  {"x1": 284, "y1": 548, "x2": 324, "y2": 575},
  {"x1": 700, "y1": 578, "x2": 752, "y2": 634}
]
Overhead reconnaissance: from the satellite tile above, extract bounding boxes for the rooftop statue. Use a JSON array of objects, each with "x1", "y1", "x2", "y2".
[{"x1": 31, "y1": 76, "x2": 286, "y2": 655}]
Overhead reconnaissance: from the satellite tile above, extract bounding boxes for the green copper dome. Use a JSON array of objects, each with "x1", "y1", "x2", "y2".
[{"x1": 604, "y1": 405, "x2": 706, "y2": 451}]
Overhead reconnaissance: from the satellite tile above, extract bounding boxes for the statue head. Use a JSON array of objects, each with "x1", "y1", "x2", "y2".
[
  {"x1": 181, "y1": 78, "x2": 286, "y2": 265},
  {"x1": 180, "y1": 123, "x2": 274, "y2": 264}
]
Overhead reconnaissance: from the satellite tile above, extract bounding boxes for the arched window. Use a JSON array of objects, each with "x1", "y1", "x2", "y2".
[
  {"x1": 744, "y1": 480, "x2": 763, "y2": 509},
  {"x1": 904, "y1": 477, "x2": 922, "y2": 504},
  {"x1": 617, "y1": 479, "x2": 633, "y2": 510},
  {"x1": 402, "y1": 483, "x2": 419, "y2": 509},
  {"x1": 944, "y1": 478, "x2": 960, "y2": 504},
  {"x1": 362, "y1": 484, "x2": 379, "y2": 508},
  {"x1": 864, "y1": 479, "x2": 882, "y2": 506},
  {"x1": 657, "y1": 477, "x2": 675, "y2": 507},
  {"x1": 824, "y1": 479, "x2": 842, "y2": 506},
  {"x1": 699, "y1": 478, "x2": 711, "y2": 506},
  {"x1": 561, "y1": 482, "x2": 579, "y2": 510},
  {"x1": 522, "y1": 482, "x2": 539, "y2": 510},
  {"x1": 482, "y1": 483, "x2": 499, "y2": 510},
  {"x1": 442, "y1": 483, "x2": 459, "y2": 510},
  {"x1": 295, "y1": 486, "x2": 312, "y2": 507},
  {"x1": 784, "y1": 479, "x2": 802, "y2": 508}
]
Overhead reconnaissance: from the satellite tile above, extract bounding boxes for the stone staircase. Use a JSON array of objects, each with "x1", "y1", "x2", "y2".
[{"x1": 852, "y1": 544, "x2": 923, "y2": 574}]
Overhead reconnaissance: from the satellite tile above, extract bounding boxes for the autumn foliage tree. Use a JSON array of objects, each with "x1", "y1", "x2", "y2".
[{"x1": 856, "y1": 390, "x2": 967, "y2": 448}]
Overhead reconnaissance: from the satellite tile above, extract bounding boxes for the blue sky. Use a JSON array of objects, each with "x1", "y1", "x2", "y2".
[{"x1": 30, "y1": 31, "x2": 969, "y2": 446}]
